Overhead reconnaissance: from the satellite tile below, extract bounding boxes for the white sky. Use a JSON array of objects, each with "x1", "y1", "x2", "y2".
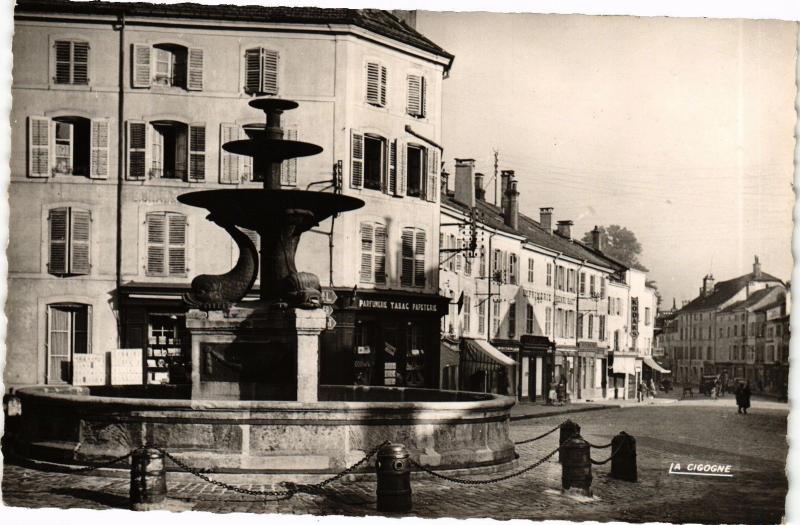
[{"x1": 415, "y1": 12, "x2": 797, "y2": 306}]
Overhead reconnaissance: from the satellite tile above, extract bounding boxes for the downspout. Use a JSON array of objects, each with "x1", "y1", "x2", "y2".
[
  {"x1": 575, "y1": 260, "x2": 585, "y2": 399},
  {"x1": 551, "y1": 253, "x2": 561, "y2": 393},
  {"x1": 115, "y1": 11, "x2": 126, "y2": 346}
]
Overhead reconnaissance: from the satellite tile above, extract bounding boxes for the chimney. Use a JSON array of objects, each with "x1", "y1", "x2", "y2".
[
  {"x1": 454, "y1": 158, "x2": 475, "y2": 208},
  {"x1": 474, "y1": 172, "x2": 486, "y2": 201},
  {"x1": 591, "y1": 226, "x2": 603, "y2": 251},
  {"x1": 500, "y1": 170, "x2": 514, "y2": 214},
  {"x1": 440, "y1": 169, "x2": 449, "y2": 197},
  {"x1": 753, "y1": 255, "x2": 762, "y2": 278},
  {"x1": 702, "y1": 274, "x2": 715, "y2": 296},
  {"x1": 556, "y1": 220, "x2": 573, "y2": 240},
  {"x1": 540, "y1": 207, "x2": 553, "y2": 235},
  {"x1": 505, "y1": 179, "x2": 520, "y2": 230}
]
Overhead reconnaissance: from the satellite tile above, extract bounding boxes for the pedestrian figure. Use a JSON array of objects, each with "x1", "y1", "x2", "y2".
[
  {"x1": 637, "y1": 380, "x2": 645, "y2": 402},
  {"x1": 648, "y1": 378, "x2": 657, "y2": 399},
  {"x1": 735, "y1": 381, "x2": 752, "y2": 414},
  {"x1": 548, "y1": 381, "x2": 557, "y2": 406}
]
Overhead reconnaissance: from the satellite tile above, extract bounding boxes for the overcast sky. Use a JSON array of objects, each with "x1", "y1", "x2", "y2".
[{"x1": 416, "y1": 12, "x2": 797, "y2": 307}]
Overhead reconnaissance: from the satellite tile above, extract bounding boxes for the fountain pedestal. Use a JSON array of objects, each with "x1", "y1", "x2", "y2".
[{"x1": 187, "y1": 305, "x2": 326, "y2": 401}]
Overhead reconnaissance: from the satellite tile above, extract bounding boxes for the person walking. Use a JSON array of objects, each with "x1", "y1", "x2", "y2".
[
  {"x1": 735, "y1": 381, "x2": 752, "y2": 414},
  {"x1": 637, "y1": 380, "x2": 645, "y2": 402}
]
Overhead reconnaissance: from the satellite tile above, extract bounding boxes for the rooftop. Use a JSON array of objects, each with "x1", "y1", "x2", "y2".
[{"x1": 679, "y1": 272, "x2": 783, "y2": 313}]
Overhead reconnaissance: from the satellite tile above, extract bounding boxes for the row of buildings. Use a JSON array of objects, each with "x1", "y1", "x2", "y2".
[
  {"x1": 7, "y1": 0, "x2": 659, "y2": 402},
  {"x1": 657, "y1": 261, "x2": 789, "y2": 396}
]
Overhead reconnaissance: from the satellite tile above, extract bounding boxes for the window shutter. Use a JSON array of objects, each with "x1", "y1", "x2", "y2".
[
  {"x1": 407, "y1": 75, "x2": 421, "y2": 116},
  {"x1": 426, "y1": 147, "x2": 439, "y2": 202},
  {"x1": 146, "y1": 213, "x2": 166, "y2": 275},
  {"x1": 245, "y1": 48, "x2": 261, "y2": 94},
  {"x1": 126, "y1": 120, "x2": 146, "y2": 180},
  {"x1": 54, "y1": 41, "x2": 72, "y2": 84},
  {"x1": 188, "y1": 124, "x2": 206, "y2": 181},
  {"x1": 239, "y1": 127, "x2": 253, "y2": 182},
  {"x1": 48, "y1": 208, "x2": 68, "y2": 274},
  {"x1": 73, "y1": 41, "x2": 89, "y2": 84},
  {"x1": 414, "y1": 230, "x2": 426, "y2": 287},
  {"x1": 397, "y1": 140, "x2": 407, "y2": 196},
  {"x1": 388, "y1": 139, "x2": 398, "y2": 195},
  {"x1": 280, "y1": 128, "x2": 297, "y2": 186},
  {"x1": 70, "y1": 209, "x2": 91, "y2": 274},
  {"x1": 420, "y1": 76, "x2": 427, "y2": 118},
  {"x1": 375, "y1": 224, "x2": 387, "y2": 285},
  {"x1": 187, "y1": 47, "x2": 204, "y2": 90},
  {"x1": 219, "y1": 123, "x2": 238, "y2": 184},
  {"x1": 366, "y1": 62, "x2": 381, "y2": 105},
  {"x1": 350, "y1": 131, "x2": 363, "y2": 189},
  {"x1": 89, "y1": 118, "x2": 109, "y2": 179},
  {"x1": 168, "y1": 213, "x2": 187, "y2": 275},
  {"x1": 401, "y1": 228, "x2": 414, "y2": 287},
  {"x1": 379, "y1": 65, "x2": 387, "y2": 107},
  {"x1": 359, "y1": 222, "x2": 373, "y2": 283},
  {"x1": 28, "y1": 116, "x2": 51, "y2": 178},
  {"x1": 262, "y1": 49, "x2": 279, "y2": 95},
  {"x1": 132, "y1": 44, "x2": 151, "y2": 88}
]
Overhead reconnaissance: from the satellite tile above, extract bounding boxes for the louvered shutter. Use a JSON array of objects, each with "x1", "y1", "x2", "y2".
[
  {"x1": 359, "y1": 222, "x2": 373, "y2": 283},
  {"x1": 168, "y1": 214, "x2": 187, "y2": 275},
  {"x1": 132, "y1": 44, "x2": 151, "y2": 88},
  {"x1": 127, "y1": 121, "x2": 147, "y2": 180},
  {"x1": 244, "y1": 48, "x2": 261, "y2": 94},
  {"x1": 280, "y1": 128, "x2": 297, "y2": 186},
  {"x1": 54, "y1": 41, "x2": 72, "y2": 84},
  {"x1": 350, "y1": 131, "x2": 363, "y2": 189},
  {"x1": 239, "y1": 127, "x2": 253, "y2": 182},
  {"x1": 401, "y1": 228, "x2": 414, "y2": 287},
  {"x1": 188, "y1": 124, "x2": 206, "y2": 181},
  {"x1": 379, "y1": 65, "x2": 387, "y2": 107},
  {"x1": 366, "y1": 62, "x2": 381, "y2": 105},
  {"x1": 187, "y1": 48, "x2": 203, "y2": 90},
  {"x1": 397, "y1": 141, "x2": 407, "y2": 196},
  {"x1": 420, "y1": 76, "x2": 427, "y2": 118},
  {"x1": 146, "y1": 213, "x2": 166, "y2": 275},
  {"x1": 426, "y1": 148, "x2": 439, "y2": 202},
  {"x1": 70, "y1": 209, "x2": 91, "y2": 274},
  {"x1": 28, "y1": 116, "x2": 51, "y2": 177},
  {"x1": 48, "y1": 208, "x2": 68, "y2": 274},
  {"x1": 219, "y1": 123, "x2": 238, "y2": 184},
  {"x1": 388, "y1": 140, "x2": 398, "y2": 195},
  {"x1": 414, "y1": 230, "x2": 426, "y2": 287},
  {"x1": 375, "y1": 224, "x2": 387, "y2": 285},
  {"x1": 262, "y1": 49, "x2": 279, "y2": 95},
  {"x1": 72, "y1": 41, "x2": 89, "y2": 84},
  {"x1": 407, "y1": 75, "x2": 421, "y2": 116},
  {"x1": 90, "y1": 118, "x2": 109, "y2": 179}
]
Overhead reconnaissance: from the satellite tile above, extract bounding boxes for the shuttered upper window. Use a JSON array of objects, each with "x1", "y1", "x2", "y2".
[
  {"x1": 54, "y1": 40, "x2": 89, "y2": 85},
  {"x1": 131, "y1": 43, "x2": 203, "y2": 91},
  {"x1": 401, "y1": 227, "x2": 426, "y2": 288},
  {"x1": 28, "y1": 116, "x2": 109, "y2": 179},
  {"x1": 146, "y1": 212, "x2": 187, "y2": 276},
  {"x1": 126, "y1": 120, "x2": 206, "y2": 181},
  {"x1": 244, "y1": 48, "x2": 279, "y2": 95},
  {"x1": 359, "y1": 222, "x2": 387, "y2": 285},
  {"x1": 48, "y1": 207, "x2": 91, "y2": 276},
  {"x1": 406, "y1": 74, "x2": 426, "y2": 118},
  {"x1": 365, "y1": 62, "x2": 387, "y2": 107}
]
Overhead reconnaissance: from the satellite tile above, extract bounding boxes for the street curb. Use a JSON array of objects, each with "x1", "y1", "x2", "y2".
[{"x1": 509, "y1": 404, "x2": 620, "y2": 421}]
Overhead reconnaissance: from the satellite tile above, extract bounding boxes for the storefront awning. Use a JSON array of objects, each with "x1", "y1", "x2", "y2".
[
  {"x1": 464, "y1": 339, "x2": 516, "y2": 367},
  {"x1": 612, "y1": 355, "x2": 637, "y2": 375},
  {"x1": 643, "y1": 356, "x2": 671, "y2": 374}
]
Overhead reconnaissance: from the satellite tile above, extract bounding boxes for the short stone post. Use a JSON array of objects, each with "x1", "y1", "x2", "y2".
[
  {"x1": 376, "y1": 443, "x2": 412, "y2": 513},
  {"x1": 294, "y1": 308, "x2": 327, "y2": 403},
  {"x1": 130, "y1": 447, "x2": 167, "y2": 511},
  {"x1": 610, "y1": 431, "x2": 637, "y2": 482},
  {"x1": 559, "y1": 419, "x2": 581, "y2": 463},
  {"x1": 561, "y1": 434, "x2": 592, "y2": 497}
]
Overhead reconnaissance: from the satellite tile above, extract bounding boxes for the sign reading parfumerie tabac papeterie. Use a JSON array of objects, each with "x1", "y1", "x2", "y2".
[
  {"x1": 111, "y1": 348, "x2": 143, "y2": 385},
  {"x1": 73, "y1": 354, "x2": 107, "y2": 386}
]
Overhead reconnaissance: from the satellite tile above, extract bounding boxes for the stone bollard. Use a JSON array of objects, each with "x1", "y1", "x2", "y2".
[
  {"x1": 559, "y1": 420, "x2": 581, "y2": 463},
  {"x1": 610, "y1": 431, "x2": 638, "y2": 482},
  {"x1": 130, "y1": 447, "x2": 168, "y2": 511},
  {"x1": 561, "y1": 435, "x2": 592, "y2": 497},
  {"x1": 376, "y1": 442, "x2": 412, "y2": 513}
]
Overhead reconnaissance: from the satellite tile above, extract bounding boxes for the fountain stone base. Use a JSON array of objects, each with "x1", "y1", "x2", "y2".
[{"x1": 187, "y1": 304, "x2": 326, "y2": 402}]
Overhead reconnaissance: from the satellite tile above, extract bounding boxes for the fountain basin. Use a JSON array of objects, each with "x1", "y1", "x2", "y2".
[{"x1": 11, "y1": 385, "x2": 516, "y2": 474}]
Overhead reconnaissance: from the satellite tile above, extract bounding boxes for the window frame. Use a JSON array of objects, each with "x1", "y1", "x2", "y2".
[
  {"x1": 365, "y1": 60, "x2": 388, "y2": 108},
  {"x1": 47, "y1": 206, "x2": 92, "y2": 277},
  {"x1": 52, "y1": 39, "x2": 90, "y2": 87},
  {"x1": 145, "y1": 211, "x2": 188, "y2": 277},
  {"x1": 46, "y1": 302, "x2": 91, "y2": 384}
]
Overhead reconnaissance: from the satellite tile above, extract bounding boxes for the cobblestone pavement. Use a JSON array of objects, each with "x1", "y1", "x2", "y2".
[{"x1": 2, "y1": 403, "x2": 788, "y2": 523}]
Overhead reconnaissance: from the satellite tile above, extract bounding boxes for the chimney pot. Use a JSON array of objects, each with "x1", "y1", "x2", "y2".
[
  {"x1": 753, "y1": 255, "x2": 762, "y2": 278},
  {"x1": 474, "y1": 172, "x2": 485, "y2": 201},
  {"x1": 591, "y1": 226, "x2": 603, "y2": 251},
  {"x1": 454, "y1": 158, "x2": 476, "y2": 208},
  {"x1": 540, "y1": 207, "x2": 553, "y2": 235},
  {"x1": 504, "y1": 179, "x2": 520, "y2": 230},
  {"x1": 556, "y1": 220, "x2": 573, "y2": 239},
  {"x1": 440, "y1": 170, "x2": 449, "y2": 197},
  {"x1": 500, "y1": 170, "x2": 514, "y2": 215}
]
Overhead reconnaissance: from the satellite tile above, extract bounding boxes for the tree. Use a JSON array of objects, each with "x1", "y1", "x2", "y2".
[
  {"x1": 581, "y1": 225, "x2": 649, "y2": 272},
  {"x1": 646, "y1": 279, "x2": 663, "y2": 309}
]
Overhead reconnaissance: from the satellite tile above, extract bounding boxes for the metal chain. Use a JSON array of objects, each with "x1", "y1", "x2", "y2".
[
  {"x1": 408, "y1": 444, "x2": 562, "y2": 485},
  {"x1": 590, "y1": 444, "x2": 626, "y2": 465},
  {"x1": 71, "y1": 449, "x2": 138, "y2": 473},
  {"x1": 584, "y1": 439, "x2": 613, "y2": 449},
  {"x1": 513, "y1": 423, "x2": 562, "y2": 445}
]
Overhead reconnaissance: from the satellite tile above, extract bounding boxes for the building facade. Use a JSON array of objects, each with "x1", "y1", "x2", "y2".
[{"x1": 7, "y1": 0, "x2": 453, "y2": 390}]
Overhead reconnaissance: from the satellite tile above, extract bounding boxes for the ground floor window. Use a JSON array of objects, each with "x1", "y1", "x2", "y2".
[
  {"x1": 146, "y1": 313, "x2": 189, "y2": 384},
  {"x1": 47, "y1": 303, "x2": 90, "y2": 384}
]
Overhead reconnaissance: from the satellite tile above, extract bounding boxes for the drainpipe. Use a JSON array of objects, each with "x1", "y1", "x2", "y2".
[
  {"x1": 551, "y1": 253, "x2": 561, "y2": 393},
  {"x1": 115, "y1": 11, "x2": 126, "y2": 346},
  {"x1": 575, "y1": 260, "x2": 585, "y2": 399}
]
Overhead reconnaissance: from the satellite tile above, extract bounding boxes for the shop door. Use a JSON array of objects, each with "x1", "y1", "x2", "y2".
[
  {"x1": 381, "y1": 323, "x2": 404, "y2": 387},
  {"x1": 535, "y1": 357, "x2": 543, "y2": 400},
  {"x1": 521, "y1": 358, "x2": 530, "y2": 399}
]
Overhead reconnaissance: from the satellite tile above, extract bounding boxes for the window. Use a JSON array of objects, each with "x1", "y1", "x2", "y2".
[
  {"x1": 463, "y1": 295, "x2": 471, "y2": 334},
  {"x1": 590, "y1": 275, "x2": 596, "y2": 296},
  {"x1": 545, "y1": 307, "x2": 552, "y2": 336},
  {"x1": 600, "y1": 278, "x2": 606, "y2": 298},
  {"x1": 608, "y1": 297, "x2": 613, "y2": 315},
  {"x1": 527, "y1": 258, "x2": 535, "y2": 283},
  {"x1": 479, "y1": 246, "x2": 486, "y2": 277},
  {"x1": 508, "y1": 302, "x2": 516, "y2": 338},
  {"x1": 48, "y1": 207, "x2": 91, "y2": 276},
  {"x1": 557, "y1": 265, "x2": 565, "y2": 291},
  {"x1": 493, "y1": 300, "x2": 501, "y2": 337},
  {"x1": 127, "y1": 121, "x2": 205, "y2": 181},
  {"x1": 478, "y1": 300, "x2": 486, "y2": 335},
  {"x1": 447, "y1": 235, "x2": 456, "y2": 272},
  {"x1": 132, "y1": 43, "x2": 203, "y2": 90},
  {"x1": 580, "y1": 272, "x2": 586, "y2": 294},
  {"x1": 244, "y1": 47, "x2": 278, "y2": 95},
  {"x1": 359, "y1": 222, "x2": 387, "y2": 285},
  {"x1": 406, "y1": 74, "x2": 426, "y2": 117},
  {"x1": 464, "y1": 251, "x2": 472, "y2": 276},
  {"x1": 526, "y1": 304, "x2": 534, "y2": 334},
  {"x1": 401, "y1": 228, "x2": 426, "y2": 287},
  {"x1": 54, "y1": 40, "x2": 89, "y2": 85},
  {"x1": 588, "y1": 314, "x2": 594, "y2": 339},
  {"x1": 509, "y1": 254, "x2": 518, "y2": 285},
  {"x1": 577, "y1": 314, "x2": 583, "y2": 338},
  {"x1": 47, "y1": 303, "x2": 91, "y2": 383},
  {"x1": 492, "y1": 249, "x2": 503, "y2": 282},
  {"x1": 645, "y1": 307, "x2": 651, "y2": 326},
  {"x1": 567, "y1": 269, "x2": 574, "y2": 292},
  {"x1": 406, "y1": 144, "x2": 425, "y2": 197},
  {"x1": 546, "y1": 263, "x2": 553, "y2": 287},
  {"x1": 599, "y1": 315, "x2": 606, "y2": 341},
  {"x1": 350, "y1": 133, "x2": 386, "y2": 191},
  {"x1": 146, "y1": 212, "x2": 187, "y2": 276},
  {"x1": 366, "y1": 62, "x2": 387, "y2": 107},
  {"x1": 27, "y1": 116, "x2": 109, "y2": 179}
]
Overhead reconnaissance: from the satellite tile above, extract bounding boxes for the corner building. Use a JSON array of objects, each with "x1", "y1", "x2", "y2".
[{"x1": 7, "y1": 0, "x2": 453, "y2": 390}]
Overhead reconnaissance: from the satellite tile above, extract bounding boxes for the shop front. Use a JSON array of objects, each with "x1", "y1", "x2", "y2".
[
  {"x1": 609, "y1": 352, "x2": 638, "y2": 400},
  {"x1": 519, "y1": 335, "x2": 555, "y2": 402},
  {"x1": 459, "y1": 338, "x2": 516, "y2": 396},
  {"x1": 320, "y1": 289, "x2": 449, "y2": 389}
]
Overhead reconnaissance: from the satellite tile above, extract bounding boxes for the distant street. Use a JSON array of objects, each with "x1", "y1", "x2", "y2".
[{"x1": 2, "y1": 400, "x2": 787, "y2": 523}]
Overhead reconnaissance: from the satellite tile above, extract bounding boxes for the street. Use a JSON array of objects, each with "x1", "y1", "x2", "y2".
[{"x1": 2, "y1": 398, "x2": 788, "y2": 523}]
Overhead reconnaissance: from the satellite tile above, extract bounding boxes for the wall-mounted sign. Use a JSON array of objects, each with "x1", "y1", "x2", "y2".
[
  {"x1": 73, "y1": 354, "x2": 106, "y2": 386},
  {"x1": 111, "y1": 348, "x2": 143, "y2": 385}
]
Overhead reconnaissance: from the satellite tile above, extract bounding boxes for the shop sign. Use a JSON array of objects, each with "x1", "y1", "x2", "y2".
[
  {"x1": 111, "y1": 348, "x2": 143, "y2": 385},
  {"x1": 326, "y1": 316, "x2": 337, "y2": 330},
  {"x1": 321, "y1": 289, "x2": 338, "y2": 305},
  {"x1": 356, "y1": 297, "x2": 441, "y2": 313}
]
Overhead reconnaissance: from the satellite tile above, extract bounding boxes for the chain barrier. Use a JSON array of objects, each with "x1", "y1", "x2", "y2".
[
  {"x1": 584, "y1": 439, "x2": 613, "y2": 449},
  {"x1": 590, "y1": 445, "x2": 622, "y2": 465},
  {"x1": 408, "y1": 444, "x2": 562, "y2": 486},
  {"x1": 71, "y1": 449, "x2": 137, "y2": 474},
  {"x1": 513, "y1": 423, "x2": 562, "y2": 445}
]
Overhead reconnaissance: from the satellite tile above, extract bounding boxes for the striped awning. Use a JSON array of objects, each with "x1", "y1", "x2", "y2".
[{"x1": 464, "y1": 338, "x2": 517, "y2": 367}]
